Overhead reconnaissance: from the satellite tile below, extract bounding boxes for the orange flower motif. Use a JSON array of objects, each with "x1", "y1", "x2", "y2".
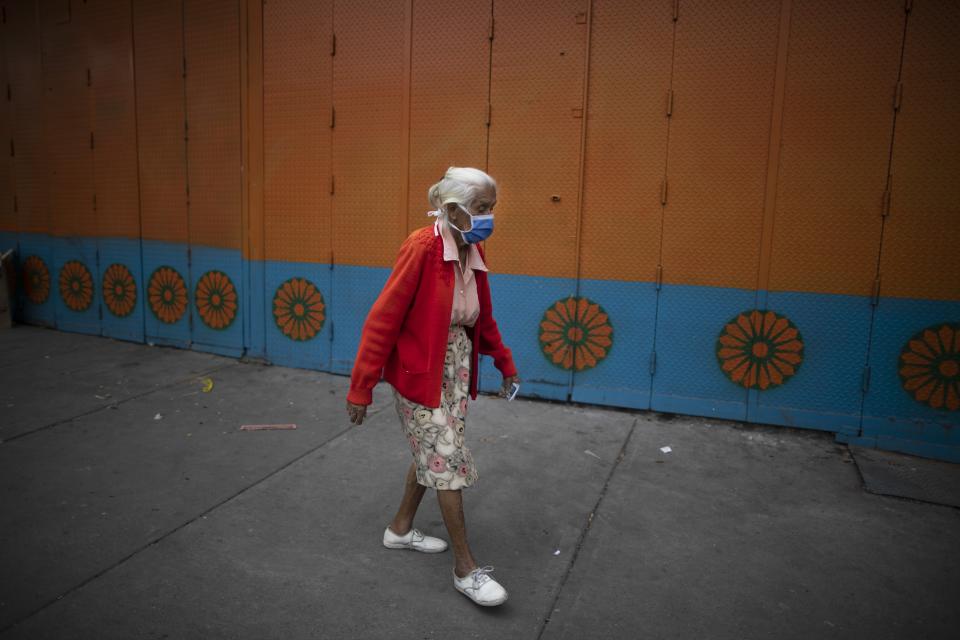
[
  {"x1": 716, "y1": 310, "x2": 804, "y2": 390},
  {"x1": 195, "y1": 270, "x2": 238, "y2": 330},
  {"x1": 539, "y1": 296, "x2": 613, "y2": 371},
  {"x1": 899, "y1": 323, "x2": 960, "y2": 411},
  {"x1": 102, "y1": 263, "x2": 137, "y2": 318},
  {"x1": 58, "y1": 260, "x2": 94, "y2": 312},
  {"x1": 273, "y1": 277, "x2": 325, "y2": 341},
  {"x1": 148, "y1": 266, "x2": 188, "y2": 324},
  {"x1": 22, "y1": 255, "x2": 50, "y2": 304}
]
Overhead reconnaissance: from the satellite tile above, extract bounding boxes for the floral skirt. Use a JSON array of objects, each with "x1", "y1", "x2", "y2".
[{"x1": 392, "y1": 324, "x2": 478, "y2": 490}]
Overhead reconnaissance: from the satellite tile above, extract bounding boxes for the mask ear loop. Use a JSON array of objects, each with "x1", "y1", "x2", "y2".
[{"x1": 427, "y1": 204, "x2": 473, "y2": 233}]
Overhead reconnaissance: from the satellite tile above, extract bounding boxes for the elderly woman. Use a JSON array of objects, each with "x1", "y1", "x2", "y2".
[{"x1": 345, "y1": 167, "x2": 519, "y2": 607}]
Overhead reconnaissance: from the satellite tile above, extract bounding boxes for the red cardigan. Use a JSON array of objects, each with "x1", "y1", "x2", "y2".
[{"x1": 347, "y1": 225, "x2": 517, "y2": 408}]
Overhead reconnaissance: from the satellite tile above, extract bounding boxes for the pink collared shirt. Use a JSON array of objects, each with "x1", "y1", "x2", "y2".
[{"x1": 435, "y1": 220, "x2": 488, "y2": 327}]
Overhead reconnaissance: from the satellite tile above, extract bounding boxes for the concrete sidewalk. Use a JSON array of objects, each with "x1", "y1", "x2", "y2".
[{"x1": 1, "y1": 325, "x2": 957, "y2": 640}]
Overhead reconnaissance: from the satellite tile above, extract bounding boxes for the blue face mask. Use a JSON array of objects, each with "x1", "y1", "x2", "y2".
[{"x1": 451, "y1": 204, "x2": 494, "y2": 244}]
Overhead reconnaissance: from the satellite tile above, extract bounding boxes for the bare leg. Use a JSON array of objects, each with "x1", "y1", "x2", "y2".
[
  {"x1": 388, "y1": 462, "x2": 427, "y2": 535},
  {"x1": 437, "y1": 488, "x2": 478, "y2": 578}
]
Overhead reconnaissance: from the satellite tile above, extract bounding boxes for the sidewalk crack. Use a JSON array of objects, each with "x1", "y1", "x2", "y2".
[
  {"x1": 536, "y1": 417, "x2": 637, "y2": 640},
  {"x1": 2, "y1": 361, "x2": 239, "y2": 444}
]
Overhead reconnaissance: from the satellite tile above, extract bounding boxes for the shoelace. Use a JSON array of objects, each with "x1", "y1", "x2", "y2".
[
  {"x1": 469, "y1": 565, "x2": 495, "y2": 590},
  {"x1": 410, "y1": 529, "x2": 425, "y2": 543}
]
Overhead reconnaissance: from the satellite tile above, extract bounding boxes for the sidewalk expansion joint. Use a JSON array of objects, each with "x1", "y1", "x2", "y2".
[
  {"x1": 535, "y1": 417, "x2": 637, "y2": 640},
  {"x1": 1, "y1": 361, "x2": 240, "y2": 444},
  {"x1": 0, "y1": 412, "x2": 372, "y2": 635}
]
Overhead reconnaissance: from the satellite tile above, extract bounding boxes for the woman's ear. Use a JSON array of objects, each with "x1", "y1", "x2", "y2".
[{"x1": 443, "y1": 202, "x2": 464, "y2": 227}]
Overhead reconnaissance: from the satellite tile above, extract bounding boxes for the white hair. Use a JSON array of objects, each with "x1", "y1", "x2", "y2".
[{"x1": 427, "y1": 167, "x2": 497, "y2": 212}]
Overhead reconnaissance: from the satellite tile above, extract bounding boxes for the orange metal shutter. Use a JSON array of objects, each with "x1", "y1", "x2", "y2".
[
  {"x1": 135, "y1": 0, "x2": 192, "y2": 347},
  {"x1": 484, "y1": 0, "x2": 588, "y2": 400},
  {"x1": 329, "y1": 0, "x2": 408, "y2": 373},
  {"x1": 651, "y1": 0, "x2": 781, "y2": 420},
  {"x1": 571, "y1": 0, "x2": 674, "y2": 408},
  {"x1": 263, "y1": 0, "x2": 334, "y2": 367}
]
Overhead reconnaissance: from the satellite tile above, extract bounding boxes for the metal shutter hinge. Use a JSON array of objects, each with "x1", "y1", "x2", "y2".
[
  {"x1": 182, "y1": 57, "x2": 187, "y2": 78},
  {"x1": 86, "y1": 68, "x2": 91, "y2": 87},
  {"x1": 331, "y1": 34, "x2": 336, "y2": 56},
  {"x1": 6, "y1": 83, "x2": 11, "y2": 101},
  {"x1": 329, "y1": 175, "x2": 335, "y2": 195},
  {"x1": 575, "y1": 11, "x2": 587, "y2": 24},
  {"x1": 486, "y1": 103, "x2": 492, "y2": 127},
  {"x1": 871, "y1": 274, "x2": 881, "y2": 306},
  {"x1": 893, "y1": 82, "x2": 903, "y2": 111},
  {"x1": 649, "y1": 350, "x2": 657, "y2": 375},
  {"x1": 666, "y1": 89, "x2": 674, "y2": 117},
  {"x1": 89, "y1": 132, "x2": 94, "y2": 149},
  {"x1": 861, "y1": 365, "x2": 871, "y2": 393},
  {"x1": 905, "y1": 0, "x2": 913, "y2": 13},
  {"x1": 488, "y1": 17, "x2": 495, "y2": 40},
  {"x1": 655, "y1": 264, "x2": 663, "y2": 290},
  {"x1": 8, "y1": 138, "x2": 13, "y2": 157},
  {"x1": 92, "y1": 194, "x2": 97, "y2": 211},
  {"x1": 673, "y1": 0, "x2": 680, "y2": 22},
  {"x1": 13, "y1": 194, "x2": 17, "y2": 212},
  {"x1": 660, "y1": 177, "x2": 668, "y2": 205},
  {"x1": 330, "y1": 107, "x2": 335, "y2": 128}
]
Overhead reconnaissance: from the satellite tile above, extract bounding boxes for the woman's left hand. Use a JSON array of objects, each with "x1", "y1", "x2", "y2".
[
  {"x1": 498, "y1": 375, "x2": 520, "y2": 399},
  {"x1": 346, "y1": 400, "x2": 368, "y2": 425}
]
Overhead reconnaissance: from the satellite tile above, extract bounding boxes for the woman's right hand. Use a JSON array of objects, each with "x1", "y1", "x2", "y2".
[{"x1": 346, "y1": 400, "x2": 368, "y2": 425}]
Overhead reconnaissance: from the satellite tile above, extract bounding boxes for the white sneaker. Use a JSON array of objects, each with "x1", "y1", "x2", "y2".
[
  {"x1": 382, "y1": 526, "x2": 448, "y2": 553},
  {"x1": 453, "y1": 565, "x2": 508, "y2": 606}
]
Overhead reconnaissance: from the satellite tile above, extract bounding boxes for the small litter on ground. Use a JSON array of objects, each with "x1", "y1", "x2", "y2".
[
  {"x1": 240, "y1": 424, "x2": 298, "y2": 431},
  {"x1": 153, "y1": 413, "x2": 162, "y2": 420},
  {"x1": 200, "y1": 377, "x2": 214, "y2": 393},
  {"x1": 553, "y1": 549, "x2": 561, "y2": 556},
  {"x1": 660, "y1": 445, "x2": 672, "y2": 454},
  {"x1": 584, "y1": 449, "x2": 601, "y2": 460}
]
